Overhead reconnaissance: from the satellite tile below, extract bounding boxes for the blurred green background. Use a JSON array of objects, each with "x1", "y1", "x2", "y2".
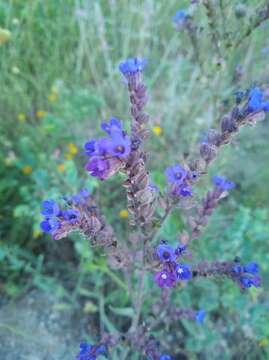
[{"x1": 0, "y1": 0, "x2": 269, "y2": 359}]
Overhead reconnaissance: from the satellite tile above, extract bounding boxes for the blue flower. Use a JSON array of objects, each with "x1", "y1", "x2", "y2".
[
  {"x1": 243, "y1": 262, "x2": 259, "y2": 275},
  {"x1": 175, "y1": 244, "x2": 187, "y2": 256},
  {"x1": 173, "y1": 10, "x2": 187, "y2": 26},
  {"x1": 107, "y1": 131, "x2": 131, "y2": 158},
  {"x1": 247, "y1": 87, "x2": 269, "y2": 113},
  {"x1": 85, "y1": 140, "x2": 97, "y2": 157},
  {"x1": 232, "y1": 265, "x2": 243, "y2": 274},
  {"x1": 119, "y1": 57, "x2": 147, "y2": 76},
  {"x1": 239, "y1": 275, "x2": 261, "y2": 289},
  {"x1": 41, "y1": 199, "x2": 61, "y2": 217},
  {"x1": 40, "y1": 218, "x2": 61, "y2": 233},
  {"x1": 248, "y1": 87, "x2": 264, "y2": 112},
  {"x1": 62, "y1": 209, "x2": 80, "y2": 224},
  {"x1": 196, "y1": 310, "x2": 206, "y2": 324},
  {"x1": 212, "y1": 176, "x2": 235, "y2": 191},
  {"x1": 165, "y1": 165, "x2": 187, "y2": 185},
  {"x1": 177, "y1": 184, "x2": 192, "y2": 197},
  {"x1": 176, "y1": 264, "x2": 192, "y2": 280},
  {"x1": 101, "y1": 118, "x2": 123, "y2": 135},
  {"x1": 160, "y1": 355, "x2": 172, "y2": 360},
  {"x1": 156, "y1": 244, "x2": 176, "y2": 262},
  {"x1": 76, "y1": 342, "x2": 107, "y2": 360}
]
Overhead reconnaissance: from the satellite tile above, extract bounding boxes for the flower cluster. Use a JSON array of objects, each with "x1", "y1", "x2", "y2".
[
  {"x1": 154, "y1": 242, "x2": 192, "y2": 288},
  {"x1": 247, "y1": 87, "x2": 269, "y2": 113},
  {"x1": 191, "y1": 259, "x2": 261, "y2": 291},
  {"x1": 40, "y1": 189, "x2": 93, "y2": 240},
  {"x1": 165, "y1": 164, "x2": 192, "y2": 198},
  {"x1": 119, "y1": 57, "x2": 147, "y2": 78},
  {"x1": 231, "y1": 261, "x2": 261, "y2": 290},
  {"x1": 76, "y1": 342, "x2": 107, "y2": 360},
  {"x1": 212, "y1": 175, "x2": 235, "y2": 192},
  {"x1": 84, "y1": 118, "x2": 131, "y2": 180}
]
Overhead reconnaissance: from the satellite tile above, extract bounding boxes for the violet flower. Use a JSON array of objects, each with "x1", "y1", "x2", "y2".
[{"x1": 155, "y1": 269, "x2": 177, "y2": 288}]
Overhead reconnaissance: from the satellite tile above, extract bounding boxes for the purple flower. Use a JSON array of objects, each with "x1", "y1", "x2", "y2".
[
  {"x1": 247, "y1": 87, "x2": 269, "y2": 113},
  {"x1": 96, "y1": 137, "x2": 111, "y2": 156},
  {"x1": 84, "y1": 140, "x2": 97, "y2": 157},
  {"x1": 212, "y1": 176, "x2": 235, "y2": 191},
  {"x1": 119, "y1": 57, "x2": 147, "y2": 76},
  {"x1": 101, "y1": 118, "x2": 123, "y2": 135},
  {"x1": 62, "y1": 209, "x2": 80, "y2": 224},
  {"x1": 40, "y1": 218, "x2": 61, "y2": 233},
  {"x1": 172, "y1": 183, "x2": 192, "y2": 197},
  {"x1": 85, "y1": 158, "x2": 110, "y2": 180},
  {"x1": 149, "y1": 182, "x2": 160, "y2": 193},
  {"x1": 176, "y1": 264, "x2": 192, "y2": 281},
  {"x1": 41, "y1": 199, "x2": 61, "y2": 217},
  {"x1": 196, "y1": 310, "x2": 206, "y2": 324},
  {"x1": 107, "y1": 131, "x2": 131, "y2": 158},
  {"x1": 165, "y1": 165, "x2": 187, "y2": 185},
  {"x1": 156, "y1": 244, "x2": 176, "y2": 262},
  {"x1": 243, "y1": 262, "x2": 259, "y2": 275},
  {"x1": 155, "y1": 269, "x2": 176, "y2": 288}
]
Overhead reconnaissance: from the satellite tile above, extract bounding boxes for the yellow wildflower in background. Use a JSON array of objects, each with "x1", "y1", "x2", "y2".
[
  {"x1": 152, "y1": 125, "x2": 162, "y2": 136},
  {"x1": 48, "y1": 86, "x2": 59, "y2": 102},
  {"x1": 33, "y1": 228, "x2": 42, "y2": 239},
  {"x1": 0, "y1": 28, "x2": 11, "y2": 45},
  {"x1": 48, "y1": 92, "x2": 58, "y2": 102},
  {"x1": 17, "y1": 113, "x2": 26, "y2": 122},
  {"x1": 57, "y1": 164, "x2": 65, "y2": 172},
  {"x1": 258, "y1": 338, "x2": 269, "y2": 347},
  {"x1": 36, "y1": 110, "x2": 46, "y2": 119},
  {"x1": 67, "y1": 143, "x2": 78, "y2": 155},
  {"x1": 119, "y1": 209, "x2": 129, "y2": 218},
  {"x1": 22, "y1": 165, "x2": 32, "y2": 175}
]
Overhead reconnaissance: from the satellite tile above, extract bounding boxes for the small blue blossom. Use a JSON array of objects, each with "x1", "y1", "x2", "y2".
[
  {"x1": 243, "y1": 262, "x2": 259, "y2": 275},
  {"x1": 119, "y1": 57, "x2": 147, "y2": 76},
  {"x1": 173, "y1": 10, "x2": 187, "y2": 26},
  {"x1": 101, "y1": 118, "x2": 123, "y2": 135},
  {"x1": 76, "y1": 342, "x2": 107, "y2": 360},
  {"x1": 165, "y1": 164, "x2": 187, "y2": 185},
  {"x1": 176, "y1": 184, "x2": 193, "y2": 197},
  {"x1": 175, "y1": 244, "x2": 187, "y2": 256},
  {"x1": 248, "y1": 87, "x2": 264, "y2": 112},
  {"x1": 107, "y1": 131, "x2": 131, "y2": 158},
  {"x1": 247, "y1": 87, "x2": 269, "y2": 113},
  {"x1": 156, "y1": 244, "x2": 176, "y2": 262},
  {"x1": 176, "y1": 264, "x2": 192, "y2": 280},
  {"x1": 160, "y1": 355, "x2": 172, "y2": 360},
  {"x1": 40, "y1": 218, "x2": 61, "y2": 233},
  {"x1": 196, "y1": 310, "x2": 206, "y2": 324},
  {"x1": 232, "y1": 264, "x2": 243, "y2": 274},
  {"x1": 84, "y1": 140, "x2": 97, "y2": 157},
  {"x1": 212, "y1": 176, "x2": 235, "y2": 191},
  {"x1": 62, "y1": 209, "x2": 80, "y2": 224},
  {"x1": 41, "y1": 199, "x2": 61, "y2": 217},
  {"x1": 239, "y1": 275, "x2": 261, "y2": 289}
]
